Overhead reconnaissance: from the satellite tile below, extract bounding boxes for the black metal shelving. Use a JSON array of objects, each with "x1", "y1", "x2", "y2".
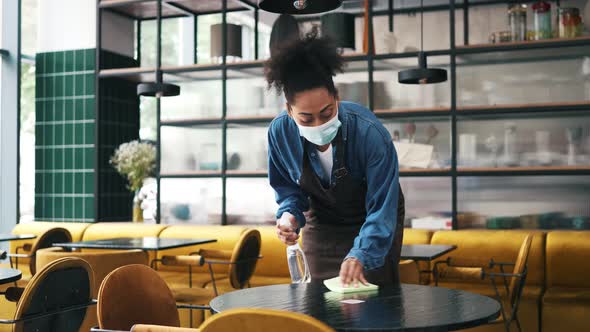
[{"x1": 96, "y1": 0, "x2": 590, "y2": 227}]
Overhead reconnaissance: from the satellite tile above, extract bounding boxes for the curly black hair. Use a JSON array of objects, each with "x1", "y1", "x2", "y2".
[{"x1": 264, "y1": 27, "x2": 345, "y2": 104}]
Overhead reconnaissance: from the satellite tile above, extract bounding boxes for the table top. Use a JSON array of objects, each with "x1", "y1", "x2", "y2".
[
  {"x1": 52, "y1": 237, "x2": 216, "y2": 251},
  {"x1": 211, "y1": 283, "x2": 500, "y2": 332},
  {"x1": 0, "y1": 234, "x2": 36, "y2": 242},
  {"x1": 0, "y1": 268, "x2": 22, "y2": 285},
  {"x1": 401, "y1": 244, "x2": 457, "y2": 261}
]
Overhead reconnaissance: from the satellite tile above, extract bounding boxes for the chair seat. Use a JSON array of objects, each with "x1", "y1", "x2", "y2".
[
  {"x1": 434, "y1": 282, "x2": 542, "y2": 301},
  {"x1": 172, "y1": 287, "x2": 216, "y2": 305},
  {"x1": 158, "y1": 271, "x2": 223, "y2": 289}
]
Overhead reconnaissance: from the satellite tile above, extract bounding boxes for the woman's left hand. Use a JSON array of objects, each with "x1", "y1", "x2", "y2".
[{"x1": 339, "y1": 257, "x2": 368, "y2": 288}]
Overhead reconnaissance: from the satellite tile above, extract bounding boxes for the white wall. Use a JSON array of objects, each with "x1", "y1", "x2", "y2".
[{"x1": 38, "y1": 0, "x2": 134, "y2": 57}]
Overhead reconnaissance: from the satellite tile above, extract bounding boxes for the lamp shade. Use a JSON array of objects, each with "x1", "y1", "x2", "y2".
[
  {"x1": 210, "y1": 23, "x2": 242, "y2": 58},
  {"x1": 321, "y1": 12, "x2": 355, "y2": 49},
  {"x1": 398, "y1": 52, "x2": 447, "y2": 84},
  {"x1": 137, "y1": 82, "x2": 180, "y2": 97},
  {"x1": 259, "y1": 0, "x2": 343, "y2": 14},
  {"x1": 269, "y1": 14, "x2": 300, "y2": 56}
]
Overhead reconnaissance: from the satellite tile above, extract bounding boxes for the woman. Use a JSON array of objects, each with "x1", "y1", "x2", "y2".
[{"x1": 266, "y1": 30, "x2": 404, "y2": 287}]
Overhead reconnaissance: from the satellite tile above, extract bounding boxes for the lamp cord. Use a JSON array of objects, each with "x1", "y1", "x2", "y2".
[{"x1": 420, "y1": 0, "x2": 424, "y2": 52}]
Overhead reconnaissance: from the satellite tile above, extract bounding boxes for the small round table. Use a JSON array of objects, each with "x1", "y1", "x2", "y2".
[
  {"x1": 210, "y1": 283, "x2": 501, "y2": 331},
  {"x1": 0, "y1": 268, "x2": 21, "y2": 285}
]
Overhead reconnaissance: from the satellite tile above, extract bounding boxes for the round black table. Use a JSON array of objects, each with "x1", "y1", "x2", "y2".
[
  {"x1": 0, "y1": 268, "x2": 21, "y2": 285},
  {"x1": 210, "y1": 283, "x2": 501, "y2": 331}
]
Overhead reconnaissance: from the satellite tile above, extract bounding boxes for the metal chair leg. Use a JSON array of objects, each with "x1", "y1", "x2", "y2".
[{"x1": 513, "y1": 314, "x2": 523, "y2": 332}]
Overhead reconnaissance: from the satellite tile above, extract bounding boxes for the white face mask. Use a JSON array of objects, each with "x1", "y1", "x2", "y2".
[{"x1": 296, "y1": 109, "x2": 342, "y2": 146}]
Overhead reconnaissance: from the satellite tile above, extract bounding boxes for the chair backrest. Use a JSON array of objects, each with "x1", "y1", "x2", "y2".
[
  {"x1": 509, "y1": 234, "x2": 533, "y2": 306},
  {"x1": 199, "y1": 308, "x2": 335, "y2": 332},
  {"x1": 14, "y1": 257, "x2": 94, "y2": 332},
  {"x1": 36, "y1": 247, "x2": 149, "y2": 332},
  {"x1": 228, "y1": 229, "x2": 261, "y2": 289},
  {"x1": 97, "y1": 264, "x2": 180, "y2": 331},
  {"x1": 29, "y1": 228, "x2": 72, "y2": 275}
]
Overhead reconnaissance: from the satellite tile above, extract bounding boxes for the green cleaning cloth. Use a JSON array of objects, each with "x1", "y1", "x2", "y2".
[{"x1": 323, "y1": 276, "x2": 378, "y2": 294}]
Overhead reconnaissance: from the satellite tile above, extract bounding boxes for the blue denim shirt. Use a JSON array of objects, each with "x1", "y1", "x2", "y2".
[{"x1": 268, "y1": 101, "x2": 400, "y2": 270}]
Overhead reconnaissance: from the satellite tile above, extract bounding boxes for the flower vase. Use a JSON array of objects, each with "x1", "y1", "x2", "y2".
[{"x1": 132, "y1": 191, "x2": 144, "y2": 223}]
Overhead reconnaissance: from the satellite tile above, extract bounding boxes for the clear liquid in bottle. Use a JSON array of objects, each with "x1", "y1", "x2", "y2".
[
  {"x1": 287, "y1": 243, "x2": 311, "y2": 283},
  {"x1": 279, "y1": 213, "x2": 311, "y2": 283}
]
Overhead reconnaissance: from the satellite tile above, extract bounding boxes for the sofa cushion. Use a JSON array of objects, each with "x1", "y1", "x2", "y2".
[
  {"x1": 546, "y1": 231, "x2": 590, "y2": 288},
  {"x1": 542, "y1": 288, "x2": 590, "y2": 332},
  {"x1": 402, "y1": 228, "x2": 434, "y2": 245},
  {"x1": 81, "y1": 222, "x2": 168, "y2": 241},
  {"x1": 81, "y1": 222, "x2": 169, "y2": 263},
  {"x1": 437, "y1": 282, "x2": 541, "y2": 332},
  {"x1": 157, "y1": 225, "x2": 248, "y2": 275},
  {"x1": 9, "y1": 222, "x2": 92, "y2": 278},
  {"x1": 431, "y1": 230, "x2": 546, "y2": 287},
  {"x1": 251, "y1": 226, "x2": 291, "y2": 278}
]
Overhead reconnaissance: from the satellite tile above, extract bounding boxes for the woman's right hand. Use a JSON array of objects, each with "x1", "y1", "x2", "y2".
[{"x1": 276, "y1": 213, "x2": 299, "y2": 245}]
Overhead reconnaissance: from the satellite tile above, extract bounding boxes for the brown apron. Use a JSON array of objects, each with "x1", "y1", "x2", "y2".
[{"x1": 299, "y1": 130, "x2": 405, "y2": 286}]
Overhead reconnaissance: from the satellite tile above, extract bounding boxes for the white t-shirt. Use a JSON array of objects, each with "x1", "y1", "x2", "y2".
[{"x1": 317, "y1": 144, "x2": 333, "y2": 182}]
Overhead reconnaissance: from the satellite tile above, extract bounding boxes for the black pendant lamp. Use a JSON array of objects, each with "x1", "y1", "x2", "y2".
[
  {"x1": 398, "y1": 0, "x2": 447, "y2": 85},
  {"x1": 137, "y1": 0, "x2": 180, "y2": 97},
  {"x1": 258, "y1": 0, "x2": 342, "y2": 15},
  {"x1": 321, "y1": 12, "x2": 355, "y2": 49}
]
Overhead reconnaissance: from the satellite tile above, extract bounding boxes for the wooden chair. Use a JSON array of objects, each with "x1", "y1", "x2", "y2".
[
  {"x1": 433, "y1": 234, "x2": 534, "y2": 332},
  {"x1": 96, "y1": 264, "x2": 207, "y2": 332},
  {"x1": 9, "y1": 227, "x2": 72, "y2": 277},
  {"x1": 110, "y1": 308, "x2": 335, "y2": 332},
  {"x1": 0, "y1": 257, "x2": 94, "y2": 332},
  {"x1": 35, "y1": 247, "x2": 149, "y2": 332},
  {"x1": 154, "y1": 229, "x2": 261, "y2": 327}
]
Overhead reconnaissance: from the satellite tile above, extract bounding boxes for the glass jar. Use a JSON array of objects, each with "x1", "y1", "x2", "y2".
[
  {"x1": 559, "y1": 7, "x2": 583, "y2": 38},
  {"x1": 532, "y1": 1, "x2": 552, "y2": 40},
  {"x1": 508, "y1": 4, "x2": 527, "y2": 42}
]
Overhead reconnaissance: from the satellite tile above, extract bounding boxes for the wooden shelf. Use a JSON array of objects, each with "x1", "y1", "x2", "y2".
[
  {"x1": 375, "y1": 107, "x2": 451, "y2": 117},
  {"x1": 99, "y1": 0, "x2": 249, "y2": 19},
  {"x1": 160, "y1": 117, "x2": 223, "y2": 127},
  {"x1": 226, "y1": 115, "x2": 276, "y2": 123},
  {"x1": 99, "y1": 67, "x2": 156, "y2": 82},
  {"x1": 457, "y1": 101, "x2": 590, "y2": 116},
  {"x1": 457, "y1": 36, "x2": 590, "y2": 51},
  {"x1": 160, "y1": 170, "x2": 222, "y2": 178},
  {"x1": 226, "y1": 170, "x2": 268, "y2": 177},
  {"x1": 457, "y1": 166, "x2": 590, "y2": 176},
  {"x1": 400, "y1": 168, "x2": 452, "y2": 176}
]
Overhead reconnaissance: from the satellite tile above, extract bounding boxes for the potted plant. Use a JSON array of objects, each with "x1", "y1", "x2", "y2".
[{"x1": 110, "y1": 140, "x2": 156, "y2": 222}]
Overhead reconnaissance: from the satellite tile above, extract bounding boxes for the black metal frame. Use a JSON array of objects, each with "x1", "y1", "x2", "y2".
[
  {"x1": 151, "y1": 254, "x2": 262, "y2": 295},
  {"x1": 0, "y1": 301, "x2": 96, "y2": 325},
  {"x1": 432, "y1": 257, "x2": 528, "y2": 332},
  {"x1": 95, "y1": 0, "x2": 590, "y2": 228}
]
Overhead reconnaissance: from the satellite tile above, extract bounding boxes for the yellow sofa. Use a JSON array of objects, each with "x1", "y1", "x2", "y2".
[
  {"x1": 5, "y1": 221, "x2": 92, "y2": 280},
  {"x1": 542, "y1": 231, "x2": 590, "y2": 332},
  {"x1": 2, "y1": 222, "x2": 589, "y2": 332},
  {"x1": 430, "y1": 230, "x2": 546, "y2": 332}
]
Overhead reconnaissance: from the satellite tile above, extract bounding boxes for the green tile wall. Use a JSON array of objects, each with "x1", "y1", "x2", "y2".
[{"x1": 35, "y1": 49, "x2": 139, "y2": 222}]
